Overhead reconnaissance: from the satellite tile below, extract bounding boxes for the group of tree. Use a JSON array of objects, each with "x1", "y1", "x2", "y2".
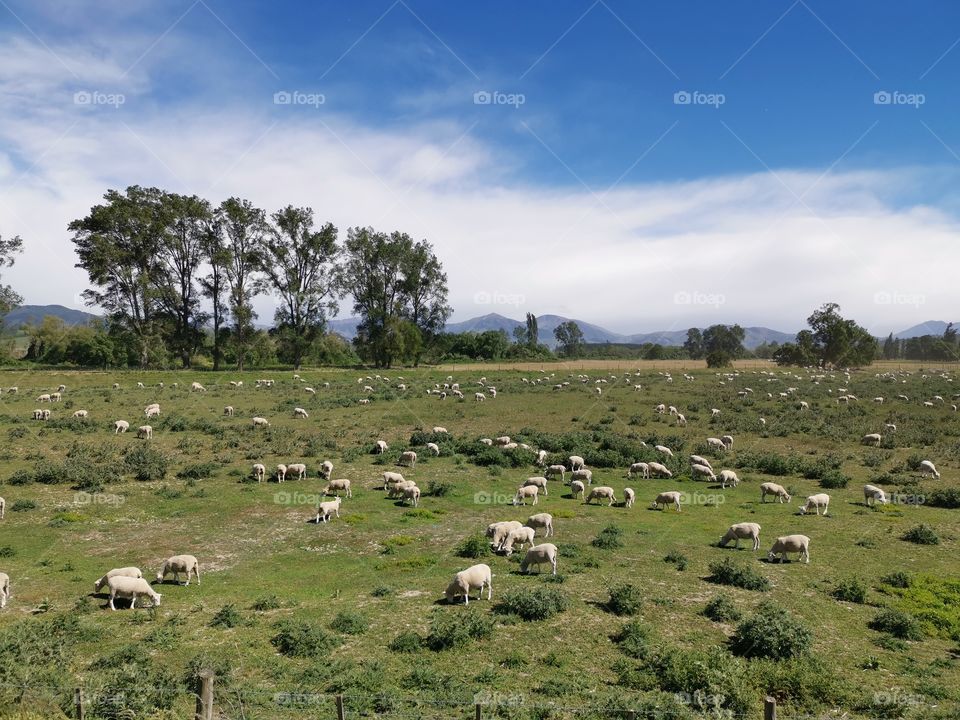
[
  {"x1": 683, "y1": 324, "x2": 747, "y2": 367},
  {"x1": 773, "y1": 304, "x2": 877, "y2": 367},
  {"x1": 880, "y1": 325, "x2": 959, "y2": 362},
  {"x1": 68, "y1": 186, "x2": 450, "y2": 368}
]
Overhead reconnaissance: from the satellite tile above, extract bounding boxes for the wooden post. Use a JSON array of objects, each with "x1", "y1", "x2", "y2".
[
  {"x1": 335, "y1": 694, "x2": 345, "y2": 720},
  {"x1": 73, "y1": 688, "x2": 84, "y2": 720},
  {"x1": 764, "y1": 696, "x2": 776, "y2": 720},
  {"x1": 194, "y1": 670, "x2": 214, "y2": 720},
  {"x1": 475, "y1": 703, "x2": 481, "y2": 720},
  {"x1": 625, "y1": 711, "x2": 636, "y2": 720}
]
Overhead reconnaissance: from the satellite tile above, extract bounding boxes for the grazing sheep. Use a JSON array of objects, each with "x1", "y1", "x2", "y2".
[
  {"x1": 50, "y1": 392, "x2": 61, "y2": 402},
  {"x1": 5, "y1": 387, "x2": 14, "y2": 394},
  {"x1": 475, "y1": 392, "x2": 486, "y2": 401},
  {"x1": 525, "y1": 513, "x2": 554, "y2": 538},
  {"x1": 721, "y1": 435, "x2": 734, "y2": 449},
  {"x1": 768, "y1": 534, "x2": 810, "y2": 563},
  {"x1": 863, "y1": 484, "x2": 888, "y2": 506},
  {"x1": 252, "y1": 417, "x2": 270, "y2": 427},
  {"x1": 536, "y1": 449, "x2": 548, "y2": 466},
  {"x1": 315, "y1": 496, "x2": 342, "y2": 523},
  {"x1": 252, "y1": 463, "x2": 265, "y2": 483},
  {"x1": 799, "y1": 493, "x2": 830, "y2": 516},
  {"x1": 655, "y1": 444, "x2": 674, "y2": 458},
  {"x1": 513, "y1": 485, "x2": 539, "y2": 506},
  {"x1": 545, "y1": 465, "x2": 566, "y2": 482},
  {"x1": 37, "y1": 394, "x2": 51, "y2": 403},
  {"x1": 798, "y1": 401, "x2": 809, "y2": 410},
  {"x1": 156, "y1": 555, "x2": 200, "y2": 585},
  {"x1": 57, "y1": 384, "x2": 66, "y2": 392},
  {"x1": 648, "y1": 462, "x2": 673, "y2": 478},
  {"x1": 375, "y1": 440, "x2": 389, "y2": 454},
  {"x1": 570, "y1": 479, "x2": 586, "y2": 499},
  {"x1": 432, "y1": 426, "x2": 448, "y2": 434},
  {"x1": 94, "y1": 567, "x2": 143, "y2": 593},
  {"x1": 569, "y1": 455, "x2": 585, "y2": 471},
  {"x1": 114, "y1": 420, "x2": 129, "y2": 434},
  {"x1": 137, "y1": 425, "x2": 153, "y2": 439},
  {"x1": 691, "y1": 463, "x2": 716, "y2": 482},
  {"x1": 719, "y1": 522, "x2": 761, "y2": 550},
  {"x1": 145, "y1": 406, "x2": 161, "y2": 418},
  {"x1": 426, "y1": 442, "x2": 440, "y2": 456},
  {"x1": 382, "y1": 471, "x2": 406, "y2": 491},
  {"x1": 861, "y1": 433, "x2": 882, "y2": 447},
  {"x1": 919, "y1": 460, "x2": 940, "y2": 479},
  {"x1": 690, "y1": 455, "x2": 713, "y2": 471},
  {"x1": 655, "y1": 404, "x2": 666, "y2": 414},
  {"x1": 652, "y1": 491, "x2": 683, "y2": 512},
  {"x1": 359, "y1": 399, "x2": 371, "y2": 405},
  {"x1": 706, "y1": 437, "x2": 726, "y2": 451},
  {"x1": 500, "y1": 526, "x2": 536, "y2": 556},
  {"x1": 570, "y1": 469, "x2": 592, "y2": 486},
  {"x1": 107, "y1": 576, "x2": 161, "y2": 610},
  {"x1": 628, "y1": 462, "x2": 650, "y2": 479},
  {"x1": 586, "y1": 486, "x2": 616, "y2": 506},
  {"x1": 401, "y1": 484, "x2": 421, "y2": 507},
  {"x1": 624, "y1": 487, "x2": 635, "y2": 508},
  {"x1": 718, "y1": 470, "x2": 740, "y2": 488},
  {"x1": 520, "y1": 543, "x2": 558, "y2": 575},
  {"x1": 884, "y1": 423, "x2": 897, "y2": 433},
  {"x1": 444, "y1": 563, "x2": 493, "y2": 605},
  {"x1": 494, "y1": 436, "x2": 512, "y2": 446},
  {"x1": 287, "y1": 463, "x2": 307, "y2": 481},
  {"x1": 524, "y1": 476, "x2": 549, "y2": 495},
  {"x1": 191, "y1": 382, "x2": 206, "y2": 392},
  {"x1": 223, "y1": 406, "x2": 234, "y2": 417},
  {"x1": 320, "y1": 461, "x2": 334, "y2": 480},
  {"x1": 72, "y1": 410, "x2": 88, "y2": 419},
  {"x1": 760, "y1": 482, "x2": 791, "y2": 503},
  {"x1": 294, "y1": 407, "x2": 309, "y2": 418},
  {"x1": 276, "y1": 464, "x2": 287, "y2": 482},
  {"x1": 676, "y1": 413, "x2": 687, "y2": 426},
  {"x1": 399, "y1": 450, "x2": 417, "y2": 468},
  {"x1": 41, "y1": 409, "x2": 50, "y2": 420},
  {"x1": 31, "y1": 409, "x2": 43, "y2": 420},
  {"x1": 487, "y1": 521, "x2": 523, "y2": 548},
  {"x1": 304, "y1": 387, "x2": 316, "y2": 395},
  {"x1": 323, "y1": 478, "x2": 352, "y2": 498},
  {"x1": 387, "y1": 480, "x2": 416, "y2": 499},
  {"x1": 0, "y1": 572, "x2": 7, "y2": 608}
]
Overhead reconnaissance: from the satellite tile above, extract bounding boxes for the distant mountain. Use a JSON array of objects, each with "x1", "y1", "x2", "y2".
[
  {"x1": 2, "y1": 304, "x2": 99, "y2": 329},
  {"x1": 894, "y1": 321, "x2": 958, "y2": 339},
  {"x1": 446, "y1": 313, "x2": 523, "y2": 336},
  {"x1": 535, "y1": 314, "x2": 628, "y2": 344},
  {"x1": 326, "y1": 316, "x2": 363, "y2": 339}
]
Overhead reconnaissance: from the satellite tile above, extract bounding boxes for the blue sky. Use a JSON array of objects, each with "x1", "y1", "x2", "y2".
[{"x1": 0, "y1": 1, "x2": 958, "y2": 333}]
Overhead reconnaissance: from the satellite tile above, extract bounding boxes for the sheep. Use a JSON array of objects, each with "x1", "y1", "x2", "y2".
[
  {"x1": 520, "y1": 543, "x2": 558, "y2": 575},
  {"x1": 444, "y1": 563, "x2": 492, "y2": 605},
  {"x1": 652, "y1": 491, "x2": 683, "y2": 512},
  {"x1": 536, "y1": 449, "x2": 548, "y2": 466},
  {"x1": 475, "y1": 392, "x2": 486, "y2": 401},
  {"x1": 359, "y1": 399, "x2": 371, "y2": 405},
  {"x1": 654, "y1": 403, "x2": 666, "y2": 414},
  {"x1": 570, "y1": 468, "x2": 592, "y2": 486},
  {"x1": 499, "y1": 526, "x2": 536, "y2": 556},
  {"x1": 252, "y1": 463, "x2": 265, "y2": 483},
  {"x1": 252, "y1": 417, "x2": 270, "y2": 427},
  {"x1": 320, "y1": 460, "x2": 334, "y2": 480},
  {"x1": 513, "y1": 485, "x2": 539, "y2": 506},
  {"x1": 50, "y1": 392, "x2": 61, "y2": 402},
  {"x1": 37, "y1": 394, "x2": 51, "y2": 403},
  {"x1": 711, "y1": 408, "x2": 721, "y2": 417},
  {"x1": 721, "y1": 435, "x2": 734, "y2": 449},
  {"x1": 706, "y1": 437, "x2": 726, "y2": 451},
  {"x1": 719, "y1": 522, "x2": 761, "y2": 550},
  {"x1": 156, "y1": 555, "x2": 200, "y2": 585},
  {"x1": 107, "y1": 576, "x2": 161, "y2": 610},
  {"x1": 863, "y1": 484, "x2": 888, "y2": 506},
  {"x1": 676, "y1": 413, "x2": 687, "y2": 426},
  {"x1": 323, "y1": 478, "x2": 352, "y2": 498},
  {"x1": 525, "y1": 512, "x2": 554, "y2": 538},
  {"x1": 191, "y1": 382, "x2": 206, "y2": 392},
  {"x1": 304, "y1": 387, "x2": 316, "y2": 395},
  {"x1": 586, "y1": 486, "x2": 616, "y2": 506},
  {"x1": 375, "y1": 440, "x2": 389, "y2": 454},
  {"x1": 648, "y1": 462, "x2": 673, "y2": 478},
  {"x1": 41, "y1": 409, "x2": 50, "y2": 420},
  {"x1": 691, "y1": 463, "x2": 716, "y2": 482},
  {"x1": 798, "y1": 401, "x2": 809, "y2": 410},
  {"x1": 767, "y1": 534, "x2": 810, "y2": 563},
  {"x1": 569, "y1": 455, "x2": 585, "y2": 471},
  {"x1": 401, "y1": 484, "x2": 421, "y2": 507},
  {"x1": 624, "y1": 487, "x2": 635, "y2": 508},
  {"x1": 799, "y1": 493, "x2": 830, "y2": 516},
  {"x1": 94, "y1": 567, "x2": 143, "y2": 593},
  {"x1": 570, "y1": 479, "x2": 585, "y2": 499},
  {"x1": 884, "y1": 423, "x2": 897, "y2": 433},
  {"x1": 487, "y1": 520, "x2": 523, "y2": 548},
  {"x1": 287, "y1": 463, "x2": 307, "y2": 481},
  {"x1": 545, "y1": 465, "x2": 566, "y2": 482},
  {"x1": 275, "y1": 464, "x2": 288, "y2": 483},
  {"x1": 861, "y1": 433, "x2": 882, "y2": 447},
  {"x1": 524, "y1": 476, "x2": 549, "y2": 495},
  {"x1": 315, "y1": 496, "x2": 342, "y2": 523},
  {"x1": 690, "y1": 455, "x2": 713, "y2": 471},
  {"x1": 223, "y1": 406, "x2": 234, "y2": 417},
  {"x1": 494, "y1": 436, "x2": 511, "y2": 446},
  {"x1": 718, "y1": 470, "x2": 740, "y2": 488},
  {"x1": 628, "y1": 462, "x2": 650, "y2": 479},
  {"x1": 0, "y1": 572, "x2": 8, "y2": 608},
  {"x1": 382, "y1": 471, "x2": 406, "y2": 490},
  {"x1": 57, "y1": 384, "x2": 66, "y2": 392},
  {"x1": 655, "y1": 444, "x2": 674, "y2": 458},
  {"x1": 919, "y1": 460, "x2": 940, "y2": 479},
  {"x1": 71, "y1": 409, "x2": 88, "y2": 419},
  {"x1": 432, "y1": 426, "x2": 448, "y2": 434},
  {"x1": 294, "y1": 407, "x2": 309, "y2": 418},
  {"x1": 399, "y1": 450, "x2": 417, "y2": 468},
  {"x1": 31, "y1": 409, "x2": 42, "y2": 420},
  {"x1": 387, "y1": 480, "x2": 416, "y2": 499},
  {"x1": 113, "y1": 420, "x2": 129, "y2": 434},
  {"x1": 760, "y1": 482, "x2": 791, "y2": 503},
  {"x1": 426, "y1": 442, "x2": 440, "y2": 456},
  {"x1": 145, "y1": 406, "x2": 161, "y2": 418}
]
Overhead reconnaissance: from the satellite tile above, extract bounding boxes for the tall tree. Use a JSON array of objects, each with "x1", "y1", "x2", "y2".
[
  {"x1": 259, "y1": 206, "x2": 339, "y2": 369},
  {"x1": 400, "y1": 237, "x2": 451, "y2": 364},
  {"x1": 554, "y1": 320, "x2": 585, "y2": 357},
  {"x1": 683, "y1": 328, "x2": 704, "y2": 359},
  {"x1": 0, "y1": 232, "x2": 23, "y2": 315},
  {"x1": 702, "y1": 324, "x2": 746, "y2": 368},
  {"x1": 774, "y1": 304, "x2": 876, "y2": 367},
  {"x1": 199, "y1": 216, "x2": 229, "y2": 371},
  {"x1": 515, "y1": 312, "x2": 538, "y2": 348},
  {"x1": 882, "y1": 332, "x2": 897, "y2": 360},
  {"x1": 69, "y1": 186, "x2": 167, "y2": 368}
]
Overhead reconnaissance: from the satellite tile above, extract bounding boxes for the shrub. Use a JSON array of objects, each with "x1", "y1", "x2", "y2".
[
  {"x1": 663, "y1": 551, "x2": 688, "y2": 571},
  {"x1": 606, "y1": 584, "x2": 643, "y2": 616},
  {"x1": 708, "y1": 558, "x2": 770, "y2": 591},
  {"x1": 176, "y1": 462, "x2": 219, "y2": 480},
  {"x1": 495, "y1": 588, "x2": 568, "y2": 621},
  {"x1": 210, "y1": 605, "x2": 243, "y2": 628},
  {"x1": 425, "y1": 610, "x2": 494, "y2": 650},
  {"x1": 271, "y1": 620, "x2": 338, "y2": 657},
  {"x1": 880, "y1": 571, "x2": 912, "y2": 589},
  {"x1": 591, "y1": 524, "x2": 624, "y2": 550},
  {"x1": 730, "y1": 601, "x2": 812, "y2": 659},
  {"x1": 371, "y1": 585, "x2": 393, "y2": 598},
  {"x1": 389, "y1": 631, "x2": 424, "y2": 653},
  {"x1": 703, "y1": 594, "x2": 742, "y2": 623},
  {"x1": 124, "y1": 445, "x2": 169, "y2": 482},
  {"x1": 612, "y1": 620, "x2": 650, "y2": 659},
  {"x1": 902, "y1": 524, "x2": 939, "y2": 545},
  {"x1": 330, "y1": 611, "x2": 368, "y2": 635},
  {"x1": 6, "y1": 469, "x2": 32, "y2": 486},
  {"x1": 0, "y1": 546, "x2": 15, "y2": 558},
  {"x1": 869, "y1": 608, "x2": 923, "y2": 640},
  {"x1": 927, "y1": 488, "x2": 960, "y2": 509},
  {"x1": 454, "y1": 535, "x2": 489, "y2": 559},
  {"x1": 832, "y1": 578, "x2": 868, "y2": 604},
  {"x1": 10, "y1": 499, "x2": 36, "y2": 512},
  {"x1": 818, "y1": 470, "x2": 850, "y2": 489},
  {"x1": 426, "y1": 480, "x2": 452, "y2": 497},
  {"x1": 250, "y1": 595, "x2": 282, "y2": 611}
]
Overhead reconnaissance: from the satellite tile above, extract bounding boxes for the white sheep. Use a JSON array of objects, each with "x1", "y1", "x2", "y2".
[
  {"x1": 94, "y1": 567, "x2": 143, "y2": 593},
  {"x1": 691, "y1": 463, "x2": 716, "y2": 482},
  {"x1": 570, "y1": 479, "x2": 585, "y2": 499},
  {"x1": 494, "y1": 436, "x2": 511, "y2": 446},
  {"x1": 919, "y1": 460, "x2": 940, "y2": 479},
  {"x1": 315, "y1": 496, "x2": 342, "y2": 523},
  {"x1": 718, "y1": 470, "x2": 740, "y2": 488},
  {"x1": 569, "y1": 455, "x2": 585, "y2": 471},
  {"x1": 145, "y1": 406, "x2": 161, "y2": 418},
  {"x1": 721, "y1": 435, "x2": 734, "y2": 449},
  {"x1": 37, "y1": 394, "x2": 51, "y2": 403},
  {"x1": 520, "y1": 543, "x2": 558, "y2": 575},
  {"x1": 861, "y1": 433, "x2": 882, "y2": 447},
  {"x1": 648, "y1": 462, "x2": 673, "y2": 478},
  {"x1": 223, "y1": 406, "x2": 234, "y2": 417},
  {"x1": 545, "y1": 465, "x2": 566, "y2": 482},
  {"x1": 287, "y1": 463, "x2": 307, "y2": 481},
  {"x1": 884, "y1": 422, "x2": 897, "y2": 433},
  {"x1": 586, "y1": 486, "x2": 616, "y2": 506},
  {"x1": 323, "y1": 478, "x2": 352, "y2": 498},
  {"x1": 401, "y1": 484, "x2": 421, "y2": 507},
  {"x1": 432, "y1": 426, "x2": 448, "y2": 434},
  {"x1": 426, "y1": 442, "x2": 440, "y2": 456},
  {"x1": 252, "y1": 417, "x2": 270, "y2": 427},
  {"x1": 444, "y1": 563, "x2": 492, "y2": 605},
  {"x1": 107, "y1": 576, "x2": 161, "y2": 610},
  {"x1": 375, "y1": 440, "x2": 389, "y2": 454},
  {"x1": 760, "y1": 482, "x2": 791, "y2": 503},
  {"x1": 719, "y1": 522, "x2": 761, "y2": 550},
  {"x1": 114, "y1": 420, "x2": 129, "y2": 434},
  {"x1": 570, "y1": 469, "x2": 592, "y2": 486},
  {"x1": 799, "y1": 493, "x2": 830, "y2": 516},
  {"x1": 0, "y1": 572, "x2": 8, "y2": 608},
  {"x1": 276, "y1": 464, "x2": 287, "y2": 482},
  {"x1": 690, "y1": 455, "x2": 713, "y2": 471},
  {"x1": 156, "y1": 555, "x2": 200, "y2": 585},
  {"x1": 304, "y1": 387, "x2": 316, "y2": 395},
  {"x1": 359, "y1": 399, "x2": 371, "y2": 405},
  {"x1": 487, "y1": 520, "x2": 523, "y2": 548},
  {"x1": 320, "y1": 460, "x2": 334, "y2": 480},
  {"x1": 73, "y1": 410, "x2": 89, "y2": 419},
  {"x1": 652, "y1": 491, "x2": 683, "y2": 512},
  {"x1": 525, "y1": 512, "x2": 554, "y2": 537},
  {"x1": 499, "y1": 526, "x2": 536, "y2": 556},
  {"x1": 191, "y1": 382, "x2": 206, "y2": 392},
  {"x1": 137, "y1": 425, "x2": 153, "y2": 439},
  {"x1": 50, "y1": 392, "x2": 61, "y2": 402},
  {"x1": 628, "y1": 462, "x2": 650, "y2": 479},
  {"x1": 523, "y1": 476, "x2": 549, "y2": 495},
  {"x1": 252, "y1": 463, "x2": 265, "y2": 483},
  {"x1": 57, "y1": 384, "x2": 66, "y2": 392},
  {"x1": 475, "y1": 392, "x2": 486, "y2": 401},
  {"x1": 863, "y1": 484, "x2": 888, "y2": 506},
  {"x1": 655, "y1": 444, "x2": 674, "y2": 458},
  {"x1": 399, "y1": 450, "x2": 417, "y2": 468},
  {"x1": 768, "y1": 534, "x2": 810, "y2": 563},
  {"x1": 382, "y1": 471, "x2": 406, "y2": 491},
  {"x1": 294, "y1": 407, "x2": 309, "y2": 418},
  {"x1": 676, "y1": 413, "x2": 687, "y2": 426},
  {"x1": 31, "y1": 409, "x2": 43, "y2": 420},
  {"x1": 624, "y1": 487, "x2": 635, "y2": 508},
  {"x1": 536, "y1": 449, "x2": 548, "y2": 466},
  {"x1": 513, "y1": 485, "x2": 539, "y2": 506},
  {"x1": 706, "y1": 437, "x2": 726, "y2": 451}
]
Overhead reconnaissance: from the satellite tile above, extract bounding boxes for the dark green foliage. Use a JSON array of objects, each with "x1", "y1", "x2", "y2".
[
  {"x1": 388, "y1": 631, "x2": 424, "y2": 653},
  {"x1": 927, "y1": 488, "x2": 960, "y2": 509},
  {"x1": 832, "y1": 578, "x2": 868, "y2": 604},
  {"x1": 176, "y1": 461, "x2": 219, "y2": 480},
  {"x1": 455, "y1": 534, "x2": 489, "y2": 559},
  {"x1": 271, "y1": 620, "x2": 339, "y2": 657},
  {"x1": 818, "y1": 470, "x2": 850, "y2": 489},
  {"x1": 663, "y1": 551, "x2": 688, "y2": 571},
  {"x1": 10, "y1": 499, "x2": 36, "y2": 512},
  {"x1": 124, "y1": 445, "x2": 169, "y2": 481},
  {"x1": 495, "y1": 588, "x2": 568, "y2": 621},
  {"x1": 612, "y1": 620, "x2": 650, "y2": 659},
  {"x1": 703, "y1": 594, "x2": 742, "y2": 622},
  {"x1": 708, "y1": 558, "x2": 770, "y2": 591},
  {"x1": 730, "y1": 601, "x2": 813, "y2": 659},
  {"x1": 869, "y1": 608, "x2": 923, "y2": 640},
  {"x1": 591, "y1": 524, "x2": 624, "y2": 549},
  {"x1": 902, "y1": 524, "x2": 939, "y2": 545},
  {"x1": 606, "y1": 584, "x2": 643, "y2": 616},
  {"x1": 330, "y1": 611, "x2": 368, "y2": 635},
  {"x1": 6, "y1": 469, "x2": 32, "y2": 486},
  {"x1": 250, "y1": 594, "x2": 282, "y2": 611},
  {"x1": 880, "y1": 571, "x2": 912, "y2": 589},
  {"x1": 210, "y1": 604, "x2": 243, "y2": 628},
  {"x1": 425, "y1": 610, "x2": 494, "y2": 650}
]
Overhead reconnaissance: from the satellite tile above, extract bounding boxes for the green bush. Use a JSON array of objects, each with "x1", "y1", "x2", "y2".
[
  {"x1": 271, "y1": 620, "x2": 338, "y2": 657},
  {"x1": 495, "y1": 588, "x2": 568, "y2": 621},
  {"x1": 0, "y1": 546, "x2": 15, "y2": 558},
  {"x1": 10, "y1": 499, "x2": 36, "y2": 512},
  {"x1": 880, "y1": 571, "x2": 912, "y2": 589},
  {"x1": 371, "y1": 585, "x2": 393, "y2": 598},
  {"x1": 124, "y1": 445, "x2": 169, "y2": 482},
  {"x1": 832, "y1": 578, "x2": 868, "y2": 604},
  {"x1": 388, "y1": 631, "x2": 424, "y2": 653},
  {"x1": 426, "y1": 480, "x2": 452, "y2": 497},
  {"x1": 606, "y1": 584, "x2": 643, "y2": 616},
  {"x1": 210, "y1": 604, "x2": 243, "y2": 628},
  {"x1": 703, "y1": 594, "x2": 742, "y2": 622},
  {"x1": 902, "y1": 524, "x2": 939, "y2": 545},
  {"x1": 6, "y1": 469, "x2": 32, "y2": 486},
  {"x1": 730, "y1": 601, "x2": 812, "y2": 659},
  {"x1": 708, "y1": 558, "x2": 770, "y2": 591},
  {"x1": 663, "y1": 551, "x2": 688, "y2": 570},
  {"x1": 591, "y1": 524, "x2": 624, "y2": 550},
  {"x1": 454, "y1": 534, "x2": 489, "y2": 559},
  {"x1": 330, "y1": 611, "x2": 368, "y2": 635},
  {"x1": 869, "y1": 608, "x2": 923, "y2": 640},
  {"x1": 927, "y1": 488, "x2": 960, "y2": 509},
  {"x1": 176, "y1": 462, "x2": 219, "y2": 480},
  {"x1": 612, "y1": 619, "x2": 650, "y2": 659},
  {"x1": 425, "y1": 610, "x2": 494, "y2": 650},
  {"x1": 250, "y1": 594, "x2": 282, "y2": 611},
  {"x1": 818, "y1": 470, "x2": 850, "y2": 489}
]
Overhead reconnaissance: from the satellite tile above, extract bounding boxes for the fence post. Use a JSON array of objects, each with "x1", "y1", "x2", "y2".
[
  {"x1": 475, "y1": 703, "x2": 481, "y2": 720},
  {"x1": 625, "y1": 711, "x2": 636, "y2": 720},
  {"x1": 73, "y1": 688, "x2": 84, "y2": 720},
  {"x1": 194, "y1": 670, "x2": 214, "y2": 720},
  {"x1": 764, "y1": 696, "x2": 776, "y2": 720},
  {"x1": 336, "y1": 694, "x2": 345, "y2": 720}
]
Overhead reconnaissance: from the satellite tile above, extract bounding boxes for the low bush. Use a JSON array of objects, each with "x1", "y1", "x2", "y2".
[
  {"x1": 869, "y1": 608, "x2": 923, "y2": 640},
  {"x1": 495, "y1": 587, "x2": 568, "y2": 621},
  {"x1": 901, "y1": 524, "x2": 939, "y2": 545},
  {"x1": 606, "y1": 584, "x2": 643, "y2": 616},
  {"x1": 703, "y1": 594, "x2": 742, "y2": 622},
  {"x1": 730, "y1": 601, "x2": 812, "y2": 659},
  {"x1": 271, "y1": 620, "x2": 338, "y2": 657},
  {"x1": 425, "y1": 611, "x2": 493, "y2": 650},
  {"x1": 591, "y1": 524, "x2": 624, "y2": 550},
  {"x1": 832, "y1": 578, "x2": 868, "y2": 604},
  {"x1": 708, "y1": 558, "x2": 770, "y2": 591}
]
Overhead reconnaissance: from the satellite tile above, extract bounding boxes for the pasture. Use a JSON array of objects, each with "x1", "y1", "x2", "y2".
[{"x1": 0, "y1": 366, "x2": 958, "y2": 719}]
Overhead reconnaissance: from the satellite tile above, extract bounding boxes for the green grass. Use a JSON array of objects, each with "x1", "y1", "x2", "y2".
[{"x1": 0, "y1": 366, "x2": 956, "y2": 717}]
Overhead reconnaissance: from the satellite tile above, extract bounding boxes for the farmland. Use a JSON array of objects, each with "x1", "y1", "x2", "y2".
[{"x1": 0, "y1": 365, "x2": 958, "y2": 719}]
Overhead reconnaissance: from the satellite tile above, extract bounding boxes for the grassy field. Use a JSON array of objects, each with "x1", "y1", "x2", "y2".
[{"x1": 0, "y1": 365, "x2": 958, "y2": 719}]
